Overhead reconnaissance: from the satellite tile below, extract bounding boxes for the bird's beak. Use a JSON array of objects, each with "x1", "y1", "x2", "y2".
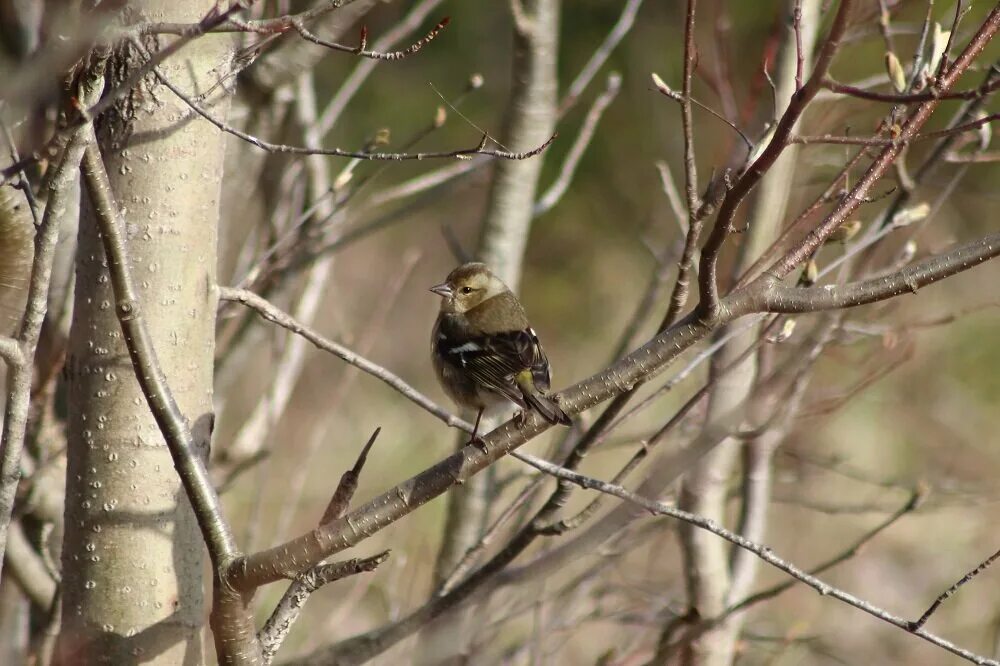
[{"x1": 429, "y1": 282, "x2": 454, "y2": 298}]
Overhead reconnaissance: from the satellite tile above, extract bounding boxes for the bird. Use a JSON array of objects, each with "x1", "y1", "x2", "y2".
[{"x1": 430, "y1": 262, "x2": 571, "y2": 448}]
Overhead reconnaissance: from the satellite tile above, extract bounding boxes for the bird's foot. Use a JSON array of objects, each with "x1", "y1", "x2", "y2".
[
  {"x1": 467, "y1": 435, "x2": 489, "y2": 455},
  {"x1": 513, "y1": 410, "x2": 527, "y2": 429}
]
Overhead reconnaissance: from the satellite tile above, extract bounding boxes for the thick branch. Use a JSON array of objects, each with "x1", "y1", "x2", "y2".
[
  {"x1": 748, "y1": 233, "x2": 1000, "y2": 313},
  {"x1": 226, "y1": 313, "x2": 712, "y2": 592}
]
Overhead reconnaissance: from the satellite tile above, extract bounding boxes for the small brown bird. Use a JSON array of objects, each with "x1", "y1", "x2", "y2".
[{"x1": 430, "y1": 262, "x2": 571, "y2": 444}]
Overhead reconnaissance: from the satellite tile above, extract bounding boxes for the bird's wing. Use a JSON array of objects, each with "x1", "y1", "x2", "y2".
[{"x1": 437, "y1": 328, "x2": 549, "y2": 405}]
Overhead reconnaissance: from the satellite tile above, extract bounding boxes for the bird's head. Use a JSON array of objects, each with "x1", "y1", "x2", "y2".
[{"x1": 430, "y1": 262, "x2": 509, "y2": 314}]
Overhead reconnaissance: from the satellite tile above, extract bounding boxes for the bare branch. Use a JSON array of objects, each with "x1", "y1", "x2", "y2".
[
  {"x1": 0, "y1": 74, "x2": 98, "y2": 573},
  {"x1": 534, "y1": 72, "x2": 621, "y2": 216},
  {"x1": 513, "y1": 456, "x2": 997, "y2": 666},
  {"x1": 559, "y1": 0, "x2": 643, "y2": 115},
  {"x1": 661, "y1": 487, "x2": 924, "y2": 659},
  {"x1": 655, "y1": 160, "x2": 688, "y2": 229},
  {"x1": 822, "y1": 76, "x2": 1000, "y2": 103},
  {"x1": 131, "y1": 35, "x2": 557, "y2": 162},
  {"x1": 218, "y1": 286, "x2": 474, "y2": 432},
  {"x1": 766, "y1": 8, "x2": 1000, "y2": 281},
  {"x1": 697, "y1": 0, "x2": 856, "y2": 318},
  {"x1": 291, "y1": 15, "x2": 449, "y2": 61},
  {"x1": 793, "y1": 112, "x2": 998, "y2": 145},
  {"x1": 258, "y1": 551, "x2": 390, "y2": 664},
  {"x1": 911, "y1": 546, "x2": 1000, "y2": 631},
  {"x1": 315, "y1": 0, "x2": 450, "y2": 137},
  {"x1": 143, "y1": 0, "x2": 382, "y2": 35},
  {"x1": 320, "y1": 428, "x2": 381, "y2": 525},
  {"x1": 680, "y1": 0, "x2": 700, "y2": 216},
  {"x1": 651, "y1": 73, "x2": 753, "y2": 150},
  {"x1": 751, "y1": 232, "x2": 1000, "y2": 313}
]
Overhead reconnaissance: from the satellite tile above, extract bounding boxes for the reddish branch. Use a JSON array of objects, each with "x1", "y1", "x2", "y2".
[
  {"x1": 697, "y1": 0, "x2": 856, "y2": 318},
  {"x1": 822, "y1": 75, "x2": 1000, "y2": 103},
  {"x1": 767, "y1": 5, "x2": 1000, "y2": 280}
]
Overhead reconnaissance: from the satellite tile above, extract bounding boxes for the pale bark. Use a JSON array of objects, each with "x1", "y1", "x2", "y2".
[
  {"x1": 56, "y1": 1, "x2": 232, "y2": 662},
  {"x1": 676, "y1": 2, "x2": 821, "y2": 664}
]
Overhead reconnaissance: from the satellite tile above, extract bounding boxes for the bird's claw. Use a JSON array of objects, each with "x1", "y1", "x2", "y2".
[
  {"x1": 468, "y1": 435, "x2": 489, "y2": 455},
  {"x1": 513, "y1": 410, "x2": 527, "y2": 429}
]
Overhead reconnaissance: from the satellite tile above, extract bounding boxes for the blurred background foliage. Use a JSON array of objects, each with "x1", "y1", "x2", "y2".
[
  {"x1": 213, "y1": 1, "x2": 1000, "y2": 663},
  {"x1": 2, "y1": 0, "x2": 997, "y2": 662}
]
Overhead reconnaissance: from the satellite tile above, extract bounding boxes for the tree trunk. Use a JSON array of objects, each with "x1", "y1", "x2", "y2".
[{"x1": 56, "y1": 2, "x2": 232, "y2": 663}]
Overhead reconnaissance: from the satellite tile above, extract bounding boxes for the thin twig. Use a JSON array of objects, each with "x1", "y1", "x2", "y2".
[
  {"x1": 559, "y1": 0, "x2": 644, "y2": 115},
  {"x1": 765, "y1": 5, "x2": 1000, "y2": 282},
  {"x1": 291, "y1": 16, "x2": 449, "y2": 61},
  {"x1": 320, "y1": 428, "x2": 381, "y2": 525},
  {"x1": 793, "y1": 0, "x2": 805, "y2": 90},
  {"x1": 218, "y1": 287, "x2": 474, "y2": 432},
  {"x1": 651, "y1": 74, "x2": 753, "y2": 150},
  {"x1": 911, "y1": 546, "x2": 1000, "y2": 631},
  {"x1": 130, "y1": 35, "x2": 556, "y2": 163},
  {"x1": 793, "y1": 112, "x2": 998, "y2": 145},
  {"x1": 315, "y1": 0, "x2": 449, "y2": 137},
  {"x1": 513, "y1": 456, "x2": 997, "y2": 666},
  {"x1": 822, "y1": 76, "x2": 1000, "y2": 103},
  {"x1": 534, "y1": 73, "x2": 621, "y2": 216},
  {"x1": 698, "y1": 0, "x2": 856, "y2": 318},
  {"x1": 680, "y1": 0, "x2": 700, "y2": 215},
  {"x1": 0, "y1": 1, "x2": 252, "y2": 184}
]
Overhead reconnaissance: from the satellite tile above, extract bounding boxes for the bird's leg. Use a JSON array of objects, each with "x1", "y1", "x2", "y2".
[
  {"x1": 467, "y1": 407, "x2": 488, "y2": 454},
  {"x1": 513, "y1": 409, "x2": 527, "y2": 428}
]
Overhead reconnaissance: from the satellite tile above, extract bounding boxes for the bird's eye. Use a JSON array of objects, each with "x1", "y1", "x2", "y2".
[{"x1": 461, "y1": 286, "x2": 474, "y2": 294}]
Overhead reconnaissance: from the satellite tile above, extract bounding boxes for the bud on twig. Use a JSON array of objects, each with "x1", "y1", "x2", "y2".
[
  {"x1": 929, "y1": 22, "x2": 951, "y2": 74},
  {"x1": 827, "y1": 219, "x2": 862, "y2": 243},
  {"x1": 896, "y1": 239, "x2": 917, "y2": 265},
  {"x1": 767, "y1": 318, "x2": 797, "y2": 344},
  {"x1": 650, "y1": 72, "x2": 682, "y2": 101},
  {"x1": 885, "y1": 51, "x2": 907, "y2": 93},
  {"x1": 892, "y1": 202, "x2": 930, "y2": 227}
]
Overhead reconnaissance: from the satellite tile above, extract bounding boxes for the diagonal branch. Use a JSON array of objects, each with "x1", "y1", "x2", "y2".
[
  {"x1": 131, "y1": 35, "x2": 557, "y2": 163},
  {"x1": 218, "y1": 286, "x2": 474, "y2": 432},
  {"x1": 911, "y1": 545, "x2": 1000, "y2": 631},
  {"x1": 291, "y1": 15, "x2": 450, "y2": 60},
  {"x1": 258, "y1": 551, "x2": 390, "y2": 664},
  {"x1": 513, "y1": 457, "x2": 995, "y2": 666},
  {"x1": 765, "y1": 6, "x2": 1000, "y2": 281}
]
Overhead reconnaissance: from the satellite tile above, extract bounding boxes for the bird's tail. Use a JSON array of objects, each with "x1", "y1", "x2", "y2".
[{"x1": 524, "y1": 391, "x2": 571, "y2": 426}]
